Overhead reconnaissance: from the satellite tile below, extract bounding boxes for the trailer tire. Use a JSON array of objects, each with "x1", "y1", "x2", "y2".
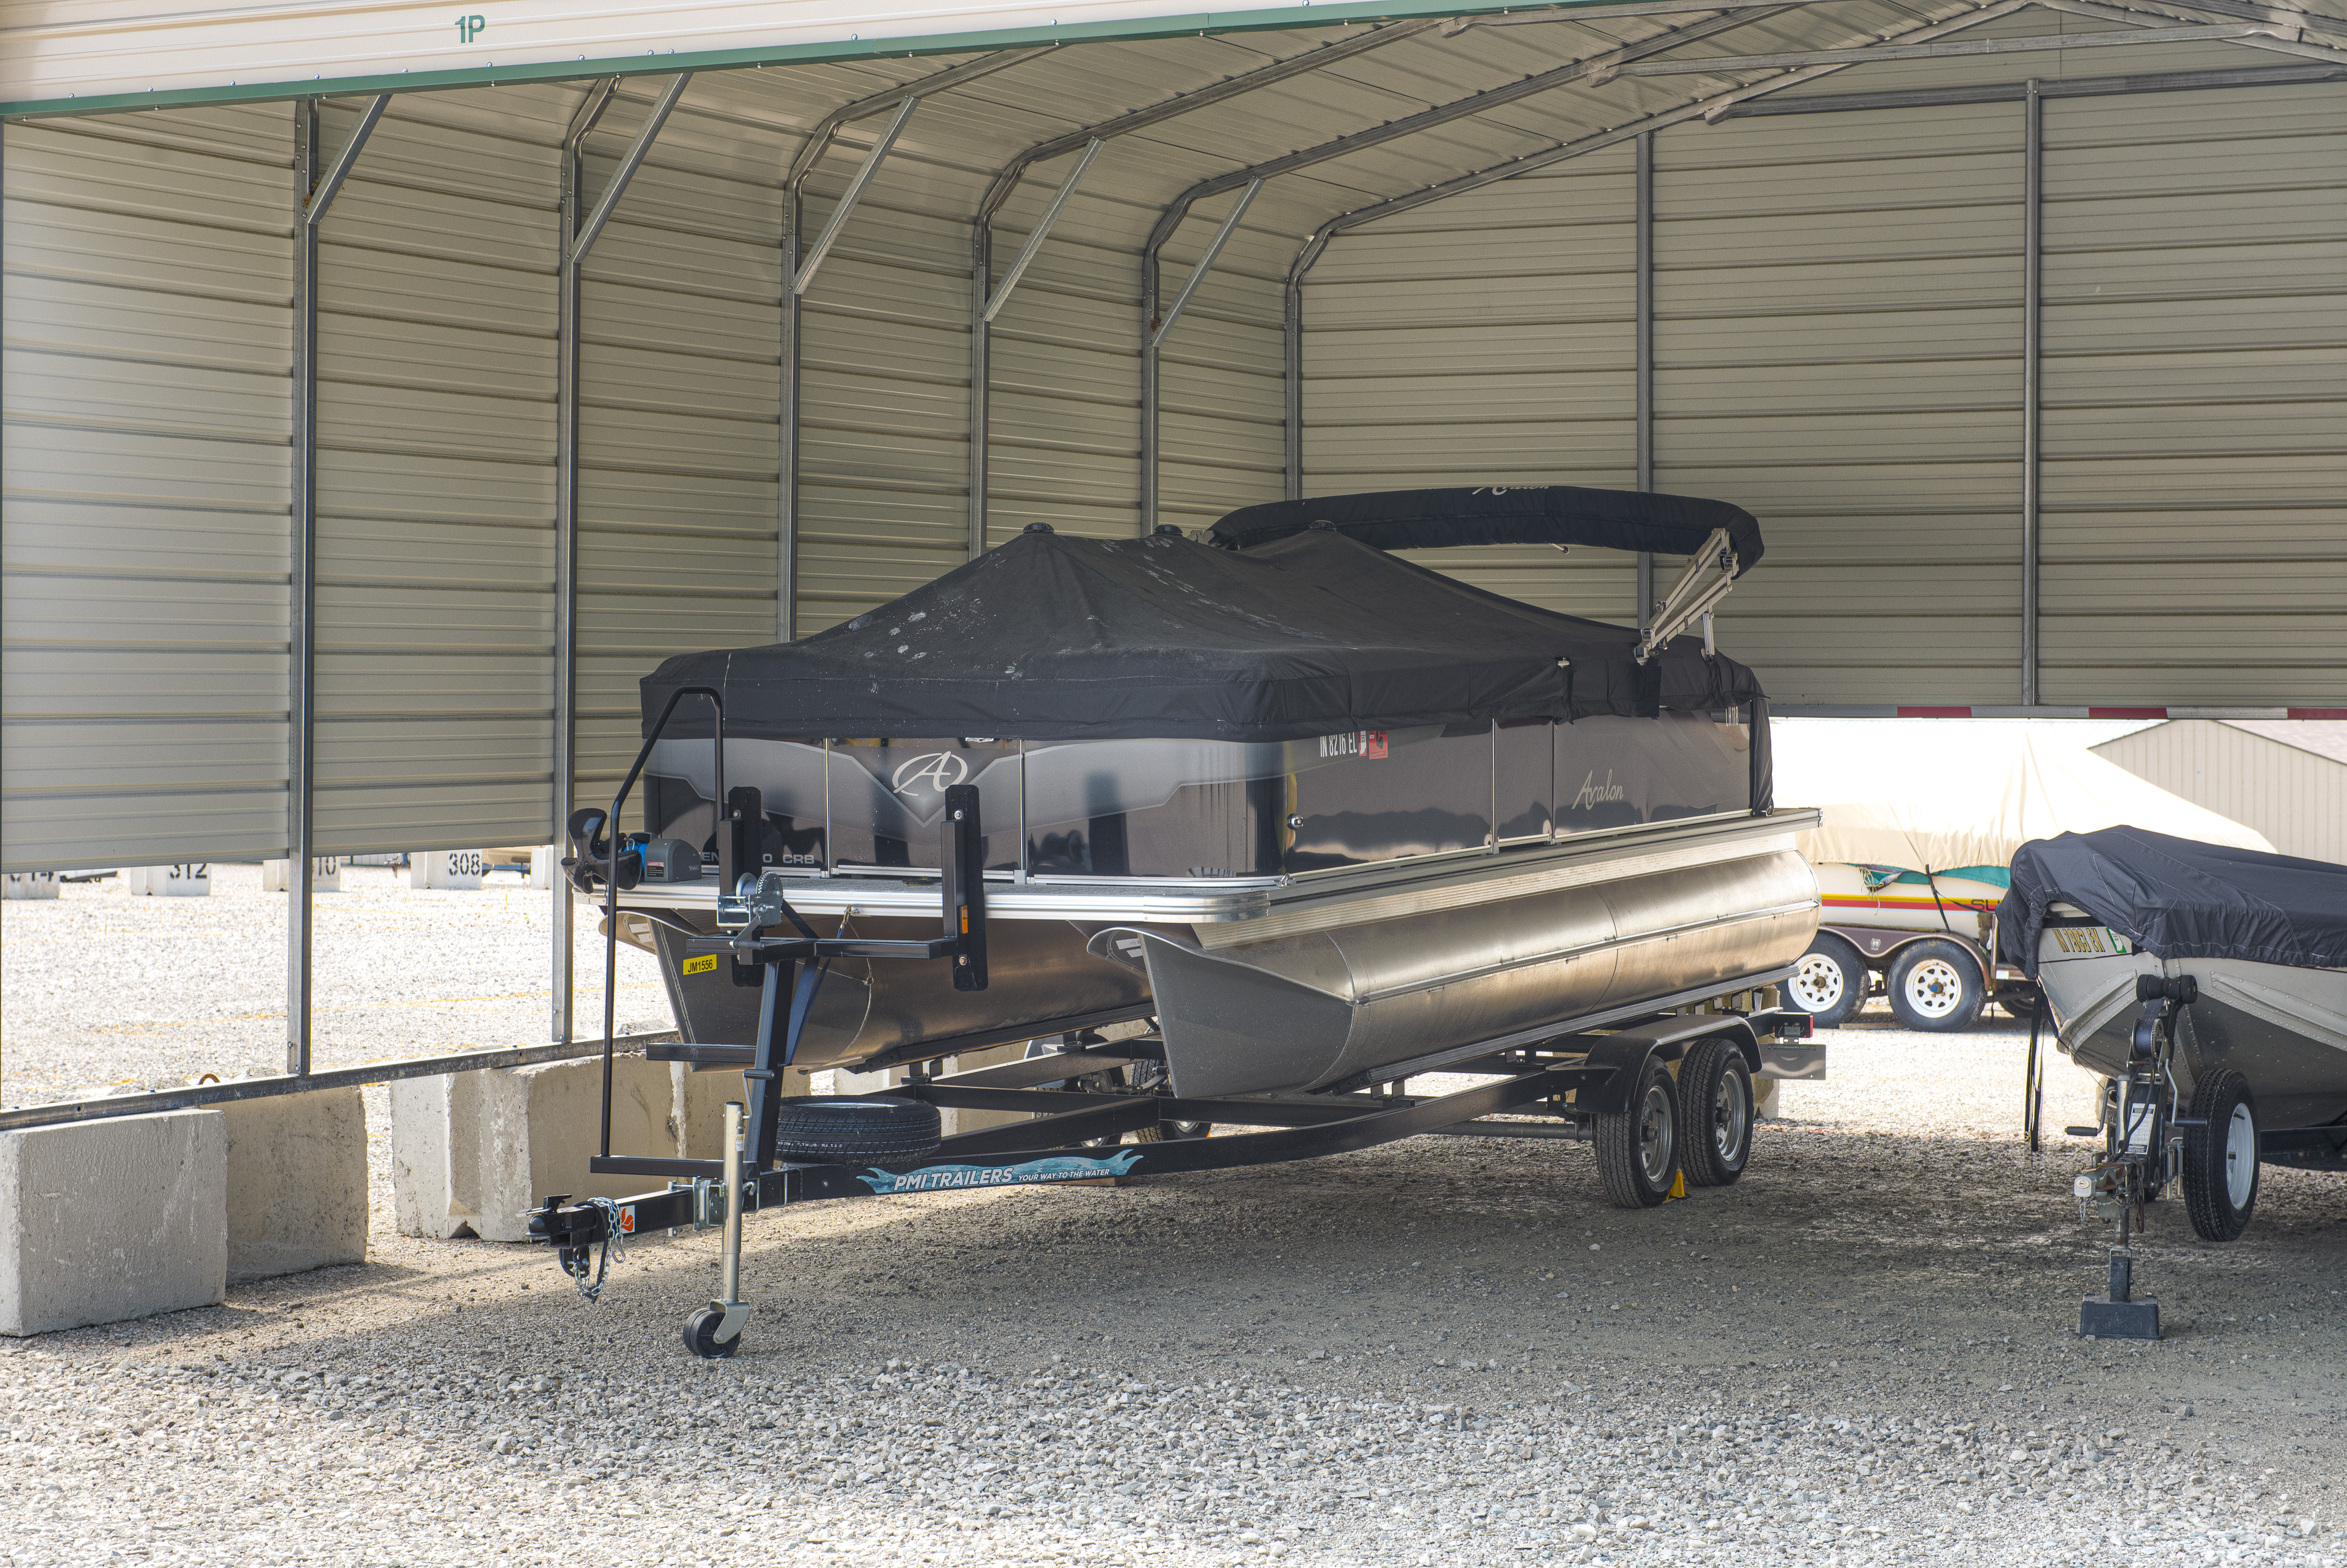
[
  {"x1": 1594, "y1": 1057, "x2": 1680, "y2": 1209},
  {"x1": 1885, "y1": 939, "x2": 1985, "y2": 1032},
  {"x1": 2181, "y1": 1069, "x2": 2259, "y2": 1243},
  {"x1": 1785, "y1": 934, "x2": 1866, "y2": 1028},
  {"x1": 1678, "y1": 1038, "x2": 1754, "y2": 1188},
  {"x1": 772, "y1": 1097, "x2": 941, "y2": 1164}
]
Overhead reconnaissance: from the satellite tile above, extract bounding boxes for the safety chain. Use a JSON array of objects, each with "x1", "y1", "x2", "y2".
[{"x1": 562, "y1": 1197, "x2": 630, "y2": 1303}]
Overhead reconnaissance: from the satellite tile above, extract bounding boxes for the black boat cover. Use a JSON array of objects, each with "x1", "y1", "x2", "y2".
[
  {"x1": 1999, "y1": 826, "x2": 2347, "y2": 975},
  {"x1": 645, "y1": 518, "x2": 1764, "y2": 745},
  {"x1": 1209, "y1": 485, "x2": 1763, "y2": 574}
]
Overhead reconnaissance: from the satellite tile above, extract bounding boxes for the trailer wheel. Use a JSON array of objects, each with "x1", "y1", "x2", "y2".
[
  {"x1": 1885, "y1": 939, "x2": 1985, "y2": 1032},
  {"x1": 682, "y1": 1307, "x2": 741, "y2": 1360},
  {"x1": 772, "y1": 1097, "x2": 941, "y2": 1163},
  {"x1": 2182, "y1": 1069, "x2": 2259, "y2": 1243},
  {"x1": 1784, "y1": 934, "x2": 1866, "y2": 1028},
  {"x1": 1678, "y1": 1039, "x2": 1754, "y2": 1187},
  {"x1": 1594, "y1": 1057, "x2": 1680, "y2": 1208}
]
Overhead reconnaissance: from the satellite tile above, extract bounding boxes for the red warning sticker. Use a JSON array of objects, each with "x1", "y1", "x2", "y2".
[
  {"x1": 1361, "y1": 731, "x2": 1387, "y2": 759},
  {"x1": 618, "y1": 1206, "x2": 636, "y2": 1235}
]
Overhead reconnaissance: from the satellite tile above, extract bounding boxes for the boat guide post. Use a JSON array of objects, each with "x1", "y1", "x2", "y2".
[{"x1": 2068, "y1": 974, "x2": 2200, "y2": 1341}]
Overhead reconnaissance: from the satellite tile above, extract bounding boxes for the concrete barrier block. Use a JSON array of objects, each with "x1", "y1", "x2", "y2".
[
  {"x1": 2, "y1": 872, "x2": 60, "y2": 901},
  {"x1": 409, "y1": 850, "x2": 488, "y2": 890},
  {"x1": 391, "y1": 1058, "x2": 679, "y2": 1243},
  {"x1": 261, "y1": 857, "x2": 342, "y2": 893},
  {"x1": 219, "y1": 1088, "x2": 367, "y2": 1283},
  {"x1": 126, "y1": 863, "x2": 211, "y2": 896},
  {"x1": 0, "y1": 1110, "x2": 227, "y2": 1336}
]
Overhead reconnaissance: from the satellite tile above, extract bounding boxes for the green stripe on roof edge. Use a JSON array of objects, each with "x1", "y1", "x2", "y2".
[{"x1": 2, "y1": 0, "x2": 1591, "y2": 119}]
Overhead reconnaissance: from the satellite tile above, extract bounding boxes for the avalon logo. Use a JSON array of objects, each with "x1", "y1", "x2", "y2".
[
  {"x1": 891, "y1": 751, "x2": 970, "y2": 797},
  {"x1": 1571, "y1": 770, "x2": 1626, "y2": 810}
]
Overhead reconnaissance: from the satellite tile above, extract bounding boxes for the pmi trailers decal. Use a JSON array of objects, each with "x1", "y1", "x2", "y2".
[{"x1": 858, "y1": 1149, "x2": 1144, "y2": 1195}]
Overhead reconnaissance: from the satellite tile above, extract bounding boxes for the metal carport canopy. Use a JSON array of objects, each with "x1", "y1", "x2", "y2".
[{"x1": 3, "y1": 0, "x2": 2343, "y2": 1065}]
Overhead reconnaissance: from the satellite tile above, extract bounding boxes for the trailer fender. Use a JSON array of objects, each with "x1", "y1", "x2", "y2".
[{"x1": 1574, "y1": 1016, "x2": 1762, "y2": 1116}]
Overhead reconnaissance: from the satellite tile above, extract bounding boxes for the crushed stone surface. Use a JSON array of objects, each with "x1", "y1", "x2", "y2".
[{"x1": 3, "y1": 879, "x2": 2343, "y2": 1565}]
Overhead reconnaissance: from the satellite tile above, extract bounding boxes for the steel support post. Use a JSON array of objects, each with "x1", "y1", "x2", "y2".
[
  {"x1": 553, "y1": 147, "x2": 583, "y2": 1046},
  {"x1": 968, "y1": 231, "x2": 990, "y2": 558},
  {"x1": 551, "y1": 79, "x2": 618, "y2": 1044},
  {"x1": 2021, "y1": 79, "x2": 2043, "y2": 707},
  {"x1": 281, "y1": 93, "x2": 391, "y2": 1075},
  {"x1": 1284, "y1": 274, "x2": 1303, "y2": 501},
  {"x1": 1142, "y1": 180, "x2": 1261, "y2": 534},
  {"x1": 782, "y1": 189, "x2": 802, "y2": 629},
  {"x1": 1635, "y1": 130, "x2": 1656, "y2": 630},
  {"x1": 287, "y1": 101, "x2": 320, "y2": 1077},
  {"x1": 1141, "y1": 274, "x2": 1160, "y2": 537}
]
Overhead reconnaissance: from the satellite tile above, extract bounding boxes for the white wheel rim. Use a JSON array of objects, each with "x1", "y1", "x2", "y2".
[
  {"x1": 1789, "y1": 953, "x2": 1846, "y2": 1012},
  {"x1": 1902, "y1": 958, "x2": 1965, "y2": 1019},
  {"x1": 2224, "y1": 1102, "x2": 2256, "y2": 1209}
]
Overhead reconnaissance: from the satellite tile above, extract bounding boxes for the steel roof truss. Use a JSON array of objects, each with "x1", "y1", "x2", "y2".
[
  {"x1": 984, "y1": 137, "x2": 1105, "y2": 322},
  {"x1": 573, "y1": 73, "x2": 694, "y2": 264},
  {"x1": 1145, "y1": 3, "x2": 1804, "y2": 262},
  {"x1": 1152, "y1": 179, "x2": 1264, "y2": 349},
  {"x1": 794, "y1": 93, "x2": 918, "y2": 296}
]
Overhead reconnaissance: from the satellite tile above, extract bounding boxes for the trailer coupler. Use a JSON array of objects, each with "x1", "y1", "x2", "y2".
[{"x1": 528, "y1": 1193, "x2": 631, "y2": 1303}]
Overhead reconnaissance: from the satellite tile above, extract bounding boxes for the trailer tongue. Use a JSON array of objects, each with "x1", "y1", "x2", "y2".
[{"x1": 534, "y1": 487, "x2": 1823, "y2": 1357}]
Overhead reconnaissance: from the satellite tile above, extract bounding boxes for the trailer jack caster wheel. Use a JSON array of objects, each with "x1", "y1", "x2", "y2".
[{"x1": 683, "y1": 1305, "x2": 744, "y2": 1360}]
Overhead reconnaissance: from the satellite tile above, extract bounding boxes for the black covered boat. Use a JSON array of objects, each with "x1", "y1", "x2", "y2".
[{"x1": 612, "y1": 487, "x2": 1822, "y2": 1098}]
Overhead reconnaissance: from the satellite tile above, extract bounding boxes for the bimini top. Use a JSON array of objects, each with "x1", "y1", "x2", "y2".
[
  {"x1": 1209, "y1": 485, "x2": 1763, "y2": 575},
  {"x1": 644, "y1": 490, "x2": 1767, "y2": 746},
  {"x1": 1999, "y1": 826, "x2": 2347, "y2": 975}
]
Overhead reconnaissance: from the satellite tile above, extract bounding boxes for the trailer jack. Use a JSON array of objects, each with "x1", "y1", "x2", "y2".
[{"x1": 2067, "y1": 974, "x2": 2199, "y2": 1340}]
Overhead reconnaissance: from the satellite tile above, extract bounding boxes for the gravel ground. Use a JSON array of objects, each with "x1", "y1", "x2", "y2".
[{"x1": 4, "y1": 881, "x2": 2344, "y2": 1566}]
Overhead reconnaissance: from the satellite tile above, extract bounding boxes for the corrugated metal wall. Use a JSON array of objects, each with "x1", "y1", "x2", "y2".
[
  {"x1": 1303, "y1": 145, "x2": 1640, "y2": 621},
  {"x1": 1652, "y1": 103, "x2": 2025, "y2": 704},
  {"x1": 2093, "y1": 720, "x2": 2347, "y2": 865},
  {"x1": 312, "y1": 91, "x2": 564, "y2": 853},
  {"x1": 790, "y1": 94, "x2": 973, "y2": 635},
  {"x1": 2, "y1": 107, "x2": 294, "y2": 867},
  {"x1": 1302, "y1": 83, "x2": 2342, "y2": 709},
  {"x1": 2037, "y1": 83, "x2": 2347, "y2": 708},
  {"x1": 573, "y1": 77, "x2": 785, "y2": 812}
]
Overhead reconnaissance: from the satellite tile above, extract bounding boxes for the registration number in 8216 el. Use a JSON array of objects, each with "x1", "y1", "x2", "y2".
[{"x1": 2051, "y1": 927, "x2": 2132, "y2": 955}]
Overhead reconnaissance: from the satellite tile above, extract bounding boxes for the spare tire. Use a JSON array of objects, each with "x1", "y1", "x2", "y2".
[{"x1": 773, "y1": 1097, "x2": 941, "y2": 1164}]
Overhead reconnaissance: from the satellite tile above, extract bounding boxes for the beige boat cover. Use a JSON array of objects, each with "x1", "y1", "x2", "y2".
[{"x1": 1772, "y1": 723, "x2": 2273, "y2": 873}]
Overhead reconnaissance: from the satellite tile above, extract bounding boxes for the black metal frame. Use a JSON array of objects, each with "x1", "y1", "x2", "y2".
[{"x1": 531, "y1": 1003, "x2": 1811, "y2": 1261}]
